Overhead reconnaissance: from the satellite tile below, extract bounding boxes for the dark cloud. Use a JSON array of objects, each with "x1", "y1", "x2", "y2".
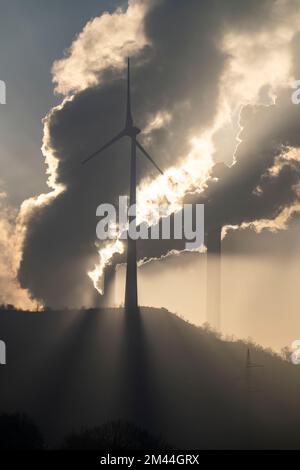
[{"x1": 202, "y1": 88, "x2": 300, "y2": 230}]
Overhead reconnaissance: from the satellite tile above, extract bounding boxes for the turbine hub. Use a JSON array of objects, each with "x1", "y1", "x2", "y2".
[{"x1": 125, "y1": 126, "x2": 141, "y2": 137}]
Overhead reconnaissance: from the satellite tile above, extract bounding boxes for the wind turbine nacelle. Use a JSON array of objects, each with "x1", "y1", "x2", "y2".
[{"x1": 125, "y1": 126, "x2": 141, "y2": 137}]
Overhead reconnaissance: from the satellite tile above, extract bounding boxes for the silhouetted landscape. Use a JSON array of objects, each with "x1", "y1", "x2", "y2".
[{"x1": 0, "y1": 306, "x2": 300, "y2": 450}]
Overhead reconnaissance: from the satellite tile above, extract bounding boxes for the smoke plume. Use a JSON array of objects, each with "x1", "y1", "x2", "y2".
[{"x1": 14, "y1": 0, "x2": 300, "y2": 307}]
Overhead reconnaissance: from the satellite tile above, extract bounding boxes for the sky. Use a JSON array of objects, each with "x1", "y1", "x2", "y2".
[
  {"x1": 1, "y1": 0, "x2": 300, "y2": 352},
  {"x1": 0, "y1": 0, "x2": 121, "y2": 204}
]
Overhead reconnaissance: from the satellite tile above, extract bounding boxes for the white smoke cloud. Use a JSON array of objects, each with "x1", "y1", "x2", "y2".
[
  {"x1": 0, "y1": 192, "x2": 36, "y2": 309},
  {"x1": 52, "y1": 0, "x2": 150, "y2": 95},
  {"x1": 224, "y1": 147, "x2": 300, "y2": 236}
]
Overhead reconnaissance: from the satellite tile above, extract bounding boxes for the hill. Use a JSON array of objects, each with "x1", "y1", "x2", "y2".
[{"x1": 0, "y1": 307, "x2": 299, "y2": 449}]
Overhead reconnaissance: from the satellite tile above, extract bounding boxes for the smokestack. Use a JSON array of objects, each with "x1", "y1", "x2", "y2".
[
  {"x1": 206, "y1": 226, "x2": 222, "y2": 329},
  {"x1": 102, "y1": 264, "x2": 116, "y2": 308}
]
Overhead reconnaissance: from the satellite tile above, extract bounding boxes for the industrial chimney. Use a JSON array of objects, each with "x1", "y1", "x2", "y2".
[{"x1": 206, "y1": 225, "x2": 222, "y2": 329}]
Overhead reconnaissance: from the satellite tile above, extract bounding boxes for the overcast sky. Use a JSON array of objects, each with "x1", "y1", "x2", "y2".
[{"x1": 0, "y1": 0, "x2": 121, "y2": 205}]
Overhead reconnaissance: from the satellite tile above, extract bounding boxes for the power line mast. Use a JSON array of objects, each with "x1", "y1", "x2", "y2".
[{"x1": 245, "y1": 347, "x2": 263, "y2": 448}]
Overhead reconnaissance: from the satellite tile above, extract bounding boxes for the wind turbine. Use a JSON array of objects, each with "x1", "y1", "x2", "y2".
[{"x1": 83, "y1": 58, "x2": 163, "y2": 312}]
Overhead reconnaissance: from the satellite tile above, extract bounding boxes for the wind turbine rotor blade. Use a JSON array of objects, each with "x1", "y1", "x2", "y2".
[
  {"x1": 134, "y1": 138, "x2": 164, "y2": 175},
  {"x1": 82, "y1": 130, "x2": 125, "y2": 165}
]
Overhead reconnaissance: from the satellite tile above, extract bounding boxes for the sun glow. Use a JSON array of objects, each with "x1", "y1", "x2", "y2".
[
  {"x1": 136, "y1": 136, "x2": 214, "y2": 223},
  {"x1": 88, "y1": 240, "x2": 125, "y2": 294},
  {"x1": 89, "y1": 134, "x2": 214, "y2": 293}
]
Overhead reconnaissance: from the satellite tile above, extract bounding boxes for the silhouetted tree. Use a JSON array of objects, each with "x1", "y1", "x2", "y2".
[
  {"x1": 281, "y1": 346, "x2": 293, "y2": 362},
  {"x1": 43, "y1": 306, "x2": 53, "y2": 312},
  {"x1": 61, "y1": 420, "x2": 168, "y2": 450},
  {"x1": 0, "y1": 413, "x2": 44, "y2": 450},
  {"x1": 0, "y1": 304, "x2": 15, "y2": 311}
]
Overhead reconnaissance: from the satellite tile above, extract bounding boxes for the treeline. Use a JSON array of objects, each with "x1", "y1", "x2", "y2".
[{"x1": 0, "y1": 413, "x2": 168, "y2": 450}]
